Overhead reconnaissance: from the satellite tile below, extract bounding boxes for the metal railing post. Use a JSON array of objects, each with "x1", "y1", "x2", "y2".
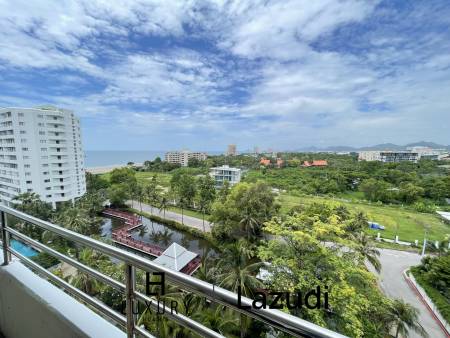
[
  {"x1": 125, "y1": 264, "x2": 136, "y2": 338},
  {"x1": 1, "y1": 211, "x2": 10, "y2": 265}
]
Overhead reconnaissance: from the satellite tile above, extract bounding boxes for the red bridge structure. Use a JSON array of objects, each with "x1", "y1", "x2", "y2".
[{"x1": 102, "y1": 208, "x2": 201, "y2": 275}]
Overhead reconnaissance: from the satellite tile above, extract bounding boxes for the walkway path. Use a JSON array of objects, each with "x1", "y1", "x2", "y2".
[
  {"x1": 370, "y1": 248, "x2": 447, "y2": 338},
  {"x1": 127, "y1": 200, "x2": 212, "y2": 232}
]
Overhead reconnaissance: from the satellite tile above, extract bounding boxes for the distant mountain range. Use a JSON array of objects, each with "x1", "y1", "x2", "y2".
[{"x1": 295, "y1": 141, "x2": 450, "y2": 152}]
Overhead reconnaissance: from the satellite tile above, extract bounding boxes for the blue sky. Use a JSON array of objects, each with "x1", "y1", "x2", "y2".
[{"x1": 0, "y1": 0, "x2": 449, "y2": 151}]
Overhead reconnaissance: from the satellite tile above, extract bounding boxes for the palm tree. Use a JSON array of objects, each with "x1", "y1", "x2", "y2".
[
  {"x1": 239, "y1": 211, "x2": 259, "y2": 241},
  {"x1": 69, "y1": 248, "x2": 105, "y2": 295},
  {"x1": 217, "y1": 239, "x2": 264, "y2": 338},
  {"x1": 194, "y1": 307, "x2": 239, "y2": 337},
  {"x1": 52, "y1": 207, "x2": 92, "y2": 258},
  {"x1": 354, "y1": 231, "x2": 381, "y2": 273},
  {"x1": 388, "y1": 299, "x2": 428, "y2": 338},
  {"x1": 158, "y1": 193, "x2": 169, "y2": 219},
  {"x1": 135, "y1": 185, "x2": 145, "y2": 214},
  {"x1": 195, "y1": 256, "x2": 216, "y2": 284},
  {"x1": 137, "y1": 277, "x2": 191, "y2": 337}
]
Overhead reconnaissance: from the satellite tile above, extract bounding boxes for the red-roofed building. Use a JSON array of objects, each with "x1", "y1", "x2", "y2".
[
  {"x1": 260, "y1": 158, "x2": 271, "y2": 166},
  {"x1": 302, "y1": 160, "x2": 328, "y2": 167},
  {"x1": 312, "y1": 160, "x2": 328, "y2": 166}
]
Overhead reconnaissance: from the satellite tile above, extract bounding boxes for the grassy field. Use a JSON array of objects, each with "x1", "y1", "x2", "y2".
[
  {"x1": 279, "y1": 193, "x2": 450, "y2": 242},
  {"x1": 100, "y1": 171, "x2": 172, "y2": 187},
  {"x1": 135, "y1": 171, "x2": 171, "y2": 187}
]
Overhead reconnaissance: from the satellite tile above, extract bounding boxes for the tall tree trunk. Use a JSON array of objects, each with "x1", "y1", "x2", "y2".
[
  {"x1": 181, "y1": 207, "x2": 184, "y2": 225},
  {"x1": 240, "y1": 313, "x2": 245, "y2": 338},
  {"x1": 202, "y1": 211, "x2": 205, "y2": 232}
]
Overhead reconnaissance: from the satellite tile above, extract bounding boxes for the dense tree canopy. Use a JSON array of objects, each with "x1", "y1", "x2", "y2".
[
  {"x1": 259, "y1": 203, "x2": 406, "y2": 337},
  {"x1": 211, "y1": 182, "x2": 279, "y2": 242}
]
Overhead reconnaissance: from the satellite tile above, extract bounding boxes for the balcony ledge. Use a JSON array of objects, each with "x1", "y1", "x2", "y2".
[{"x1": 0, "y1": 252, "x2": 125, "y2": 338}]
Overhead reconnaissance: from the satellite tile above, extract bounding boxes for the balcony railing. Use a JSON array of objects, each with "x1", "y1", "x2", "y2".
[{"x1": 0, "y1": 205, "x2": 346, "y2": 338}]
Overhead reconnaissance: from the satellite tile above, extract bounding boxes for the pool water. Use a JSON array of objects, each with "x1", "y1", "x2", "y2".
[{"x1": 11, "y1": 239, "x2": 38, "y2": 257}]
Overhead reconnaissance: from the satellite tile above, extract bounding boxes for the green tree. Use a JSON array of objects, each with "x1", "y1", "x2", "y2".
[
  {"x1": 217, "y1": 239, "x2": 263, "y2": 337},
  {"x1": 109, "y1": 167, "x2": 137, "y2": 186},
  {"x1": 158, "y1": 192, "x2": 170, "y2": 218},
  {"x1": 197, "y1": 175, "x2": 216, "y2": 230},
  {"x1": 108, "y1": 184, "x2": 129, "y2": 206},
  {"x1": 11, "y1": 192, "x2": 53, "y2": 241},
  {"x1": 353, "y1": 231, "x2": 381, "y2": 273},
  {"x1": 259, "y1": 203, "x2": 394, "y2": 337},
  {"x1": 359, "y1": 178, "x2": 392, "y2": 203},
  {"x1": 399, "y1": 183, "x2": 425, "y2": 204},
  {"x1": 85, "y1": 172, "x2": 109, "y2": 193},
  {"x1": 12, "y1": 192, "x2": 53, "y2": 220},
  {"x1": 388, "y1": 299, "x2": 428, "y2": 338},
  {"x1": 211, "y1": 182, "x2": 279, "y2": 242}
]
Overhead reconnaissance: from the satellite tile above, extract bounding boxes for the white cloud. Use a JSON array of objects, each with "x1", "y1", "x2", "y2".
[{"x1": 0, "y1": 0, "x2": 449, "y2": 149}]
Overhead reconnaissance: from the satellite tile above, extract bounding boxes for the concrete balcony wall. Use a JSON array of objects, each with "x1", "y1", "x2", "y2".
[{"x1": 0, "y1": 252, "x2": 125, "y2": 338}]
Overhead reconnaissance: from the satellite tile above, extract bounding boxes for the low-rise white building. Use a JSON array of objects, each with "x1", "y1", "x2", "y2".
[
  {"x1": 165, "y1": 150, "x2": 207, "y2": 167},
  {"x1": 0, "y1": 106, "x2": 86, "y2": 207},
  {"x1": 209, "y1": 165, "x2": 241, "y2": 187}
]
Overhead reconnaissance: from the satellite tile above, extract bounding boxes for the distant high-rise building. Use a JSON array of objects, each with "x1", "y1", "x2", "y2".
[
  {"x1": 0, "y1": 106, "x2": 86, "y2": 207},
  {"x1": 226, "y1": 144, "x2": 237, "y2": 156},
  {"x1": 164, "y1": 150, "x2": 207, "y2": 167},
  {"x1": 253, "y1": 146, "x2": 260, "y2": 154}
]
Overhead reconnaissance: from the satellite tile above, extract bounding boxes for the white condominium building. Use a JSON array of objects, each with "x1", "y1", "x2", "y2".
[
  {"x1": 358, "y1": 150, "x2": 419, "y2": 163},
  {"x1": 209, "y1": 165, "x2": 241, "y2": 187},
  {"x1": 0, "y1": 106, "x2": 86, "y2": 207},
  {"x1": 358, "y1": 151, "x2": 381, "y2": 162},
  {"x1": 165, "y1": 150, "x2": 207, "y2": 167}
]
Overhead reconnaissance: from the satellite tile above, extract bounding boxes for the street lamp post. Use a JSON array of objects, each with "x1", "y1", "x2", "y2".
[{"x1": 421, "y1": 226, "x2": 429, "y2": 256}]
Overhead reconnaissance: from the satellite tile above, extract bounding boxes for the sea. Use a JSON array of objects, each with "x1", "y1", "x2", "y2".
[
  {"x1": 84, "y1": 150, "x2": 223, "y2": 168},
  {"x1": 84, "y1": 151, "x2": 164, "y2": 168}
]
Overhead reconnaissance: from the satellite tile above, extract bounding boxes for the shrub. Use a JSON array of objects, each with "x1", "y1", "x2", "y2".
[{"x1": 31, "y1": 252, "x2": 59, "y2": 268}]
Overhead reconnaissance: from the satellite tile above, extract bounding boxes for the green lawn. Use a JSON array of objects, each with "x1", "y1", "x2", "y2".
[
  {"x1": 100, "y1": 171, "x2": 172, "y2": 187},
  {"x1": 135, "y1": 171, "x2": 171, "y2": 187},
  {"x1": 279, "y1": 193, "x2": 450, "y2": 242},
  {"x1": 167, "y1": 206, "x2": 207, "y2": 220},
  {"x1": 335, "y1": 191, "x2": 365, "y2": 201}
]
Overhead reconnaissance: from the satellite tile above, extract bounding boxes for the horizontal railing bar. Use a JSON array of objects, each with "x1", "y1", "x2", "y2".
[
  {"x1": 7, "y1": 246, "x2": 127, "y2": 327},
  {"x1": 134, "y1": 291, "x2": 225, "y2": 338},
  {"x1": 1, "y1": 205, "x2": 347, "y2": 338},
  {"x1": 7, "y1": 227, "x2": 222, "y2": 338},
  {"x1": 134, "y1": 325, "x2": 157, "y2": 338},
  {"x1": 6, "y1": 227, "x2": 124, "y2": 291}
]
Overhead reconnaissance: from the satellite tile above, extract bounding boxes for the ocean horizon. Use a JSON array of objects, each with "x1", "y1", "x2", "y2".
[{"x1": 84, "y1": 150, "x2": 223, "y2": 167}]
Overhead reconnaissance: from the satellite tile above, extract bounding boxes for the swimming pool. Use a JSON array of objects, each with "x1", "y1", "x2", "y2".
[{"x1": 11, "y1": 239, "x2": 38, "y2": 257}]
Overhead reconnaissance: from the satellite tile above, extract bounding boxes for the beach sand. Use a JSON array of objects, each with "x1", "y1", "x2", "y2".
[{"x1": 86, "y1": 163, "x2": 142, "y2": 174}]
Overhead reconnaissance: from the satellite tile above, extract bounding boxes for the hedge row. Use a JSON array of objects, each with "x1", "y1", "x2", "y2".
[{"x1": 410, "y1": 267, "x2": 450, "y2": 324}]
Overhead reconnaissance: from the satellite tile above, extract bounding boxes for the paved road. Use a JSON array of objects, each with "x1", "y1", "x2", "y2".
[
  {"x1": 127, "y1": 200, "x2": 212, "y2": 232},
  {"x1": 371, "y1": 248, "x2": 447, "y2": 338}
]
